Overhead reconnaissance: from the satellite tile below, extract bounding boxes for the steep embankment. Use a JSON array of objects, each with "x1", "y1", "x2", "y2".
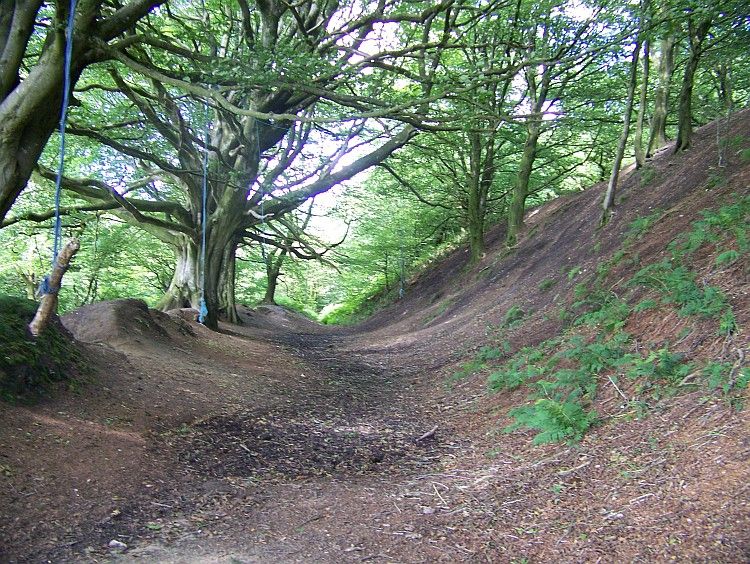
[{"x1": 357, "y1": 109, "x2": 750, "y2": 372}]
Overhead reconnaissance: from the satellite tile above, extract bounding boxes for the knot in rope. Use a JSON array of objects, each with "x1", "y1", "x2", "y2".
[{"x1": 38, "y1": 276, "x2": 60, "y2": 297}]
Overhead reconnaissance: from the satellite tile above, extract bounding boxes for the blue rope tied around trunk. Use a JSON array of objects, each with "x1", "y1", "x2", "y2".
[
  {"x1": 39, "y1": 0, "x2": 78, "y2": 296},
  {"x1": 198, "y1": 108, "x2": 210, "y2": 324}
]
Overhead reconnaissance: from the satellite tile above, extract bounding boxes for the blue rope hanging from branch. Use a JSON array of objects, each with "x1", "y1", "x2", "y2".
[{"x1": 40, "y1": 0, "x2": 78, "y2": 296}]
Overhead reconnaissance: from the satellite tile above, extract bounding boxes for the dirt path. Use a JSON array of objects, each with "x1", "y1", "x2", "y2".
[
  {"x1": 1, "y1": 304, "x2": 472, "y2": 563},
  {"x1": 125, "y1": 314, "x2": 470, "y2": 563}
]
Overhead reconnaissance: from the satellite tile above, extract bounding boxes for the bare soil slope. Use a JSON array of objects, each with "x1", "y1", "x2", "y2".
[{"x1": 1, "y1": 112, "x2": 749, "y2": 563}]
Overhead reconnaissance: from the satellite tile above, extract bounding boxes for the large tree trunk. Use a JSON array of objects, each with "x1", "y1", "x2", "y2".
[
  {"x1": 156, "y1": 238, "x2": 201, "y2": 311},
  {"x1": 0, "y1": 58, "x2": 81, "y2": 223},
  {"x1": 156, "y1": 219, "x2": 241, "y2": 329},
  {"x1": 202, "y1": 214, "x2": 243, "y2": 330},
  {"x1": 647, "y1": 35, "x2": 676, "y2": 155},
  {"x1": 674, "y1": 17, "x2": 712, "y2": 153},
  {"x1": 218, "y1": 239, "x2": 240, "y2": 324}
]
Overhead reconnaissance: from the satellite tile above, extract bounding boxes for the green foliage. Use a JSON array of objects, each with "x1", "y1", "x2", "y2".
[
  {"x1": 715, "y1": 250, "x2": 740, "y2": 266},
  {"x1": 450, "y1": 345, "x2": 508, "y2": 387},
  {"x1": 634, "y1": 299, "x2": 658, "y2": 312},
  {"x1": 0, "y1": 295, "x2": 81, "y2": 402},
  {"x1": 573, "y1": 291, "x2": 630, "y2": 333},
  {"x1": 505, "y1": 399, "x2": 598, "y2": 445},
  {"x1": 488, "y1": 348, "x2": 545, "y2": 391},
  {"x1": 319, "y1": 292, "x2": 381, "y2": 325},
  {"x1": 736, "y1": 368, "x2": 750, "y2": 391},
  {"x1": 624, "y1": 210, "x2": 662, "y2": 245},
  {"x1": 274, "y1": 296, "x2": 319, "y2": 320},
  {"x1": 538, "y1": 278, "x2": 557, "y2": 291},
  {"x1": 624, "y1": 197, "x2": 748, "y2": 334},
  {"x1": 624, "y1": 349, "x2": 693, "y2": 385},
  {"x1": 674, "y1": 196, "x2": 750, "y2": 256},
  {"x1": 639, "y1": 165, "x2": 658, "y2": 186},
  {"x1": 490, "y1": 197, "x2": 750, "y2": 445},
  {"x1": 705, "y1": 171, "x2": 726, "y2": 190},
  {"x1": 0, "y1": 217, "x2": 173, "y2": 313},
  {"x1": 476, "y1": 346, "x2": 504, "y2": 362},
  {"x1": 566, "y1": 265, "x2": 582, "y2": 280},
  {"x1": 631, "y1": 261, "x2": 730, "y2": 321},
  {"x1": 503, "y1": 305, "x2": 526, "y2": 328},
  {"x1": 703, "y1": 361, "x2": 734, "y2": 392},
  {"x1": 448, "y1": 359, "x2": 485, "y2": 385}
]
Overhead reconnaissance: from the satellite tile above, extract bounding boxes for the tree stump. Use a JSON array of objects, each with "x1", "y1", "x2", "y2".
[{"x1": 28, "y1": 239, "x2": 80, "y2": 337}]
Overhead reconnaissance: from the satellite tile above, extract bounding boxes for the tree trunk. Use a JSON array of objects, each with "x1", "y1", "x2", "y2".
[
  {"x1": 262, "y1": 254, "x2": 284, "y2": 305},
  {"x1": 506, "y1": 120, "x2": 541, "y2": 247},
  {"x1": 674, "y1": 17, "x2": 712, "y2": 153},
  {"x1": 466, "y1": 131, "x2": 485, "y2": 263},
  {"x1": 156, "y1": 238, "x2": 201, "y2": 311},
  {"x1": 602, "y1": 38, "x2": 642, "y2": 219},
  {"x1": 201, "y1": 219, "x2": 241, "y2": 330},
  {"x1": 715, "y1": 63, "x2": 733, "y2": 109},
  {"x1": 647, "y1": 35, "x2": 675, "y2": 155},
  {"x1": 634, "y1": 38, "x2": 650, "y2": 168},
  {"x1": 383, "y1": 250, "x2": 390, "y2": 292},
  {"x1": 0, "y1": 27, "x2": 72, "y2": 223},
  {"x1": 218, "y1": 239, "x2": 240, "y2": 324},
  {"x1": 28, "y1": 239, "x2": 80, "y2": 337}
]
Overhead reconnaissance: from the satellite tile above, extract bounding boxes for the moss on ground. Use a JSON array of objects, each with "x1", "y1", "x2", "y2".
[{"x1": 0, "y1": 295, "x2": 82, "y2": 402}]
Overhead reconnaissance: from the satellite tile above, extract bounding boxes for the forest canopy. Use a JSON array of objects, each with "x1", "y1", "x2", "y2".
[{"x1": 0, "y1": 0, "x2": 748, "y2": 326}]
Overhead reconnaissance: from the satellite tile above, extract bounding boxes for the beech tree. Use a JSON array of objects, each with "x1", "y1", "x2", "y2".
[
  {"x1": 24, "y1": 0, "x2": 485, "y2": 328},
  {"x1": 0, "y1": 0, "x2": 164, "y2": 224},
  {"x1": 505, "y1": 2, "x2": 608, "y2": 247}
]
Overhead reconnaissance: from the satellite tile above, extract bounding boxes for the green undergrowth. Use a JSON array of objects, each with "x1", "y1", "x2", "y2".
[
  {"x1": 272, "y1": 296, "x2": 319, "y2": 321},
  {"x1": 320, "y1": 283, "x2": 389, "y2": 325},
  {"x1": 0, "y1": 295, "x2": 83, "y2": 403},
  {"x1": 470, "y1": 196, "x2": 750, "y2": 445}
]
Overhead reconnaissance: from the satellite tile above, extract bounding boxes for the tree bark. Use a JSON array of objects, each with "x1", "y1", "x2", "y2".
[
  {"x1": 156, "y1": 238, "x2": 201, "y2": 311},
  {"x1": 0, "y1": 1, "x2": 165, "y2": 225},
  {"x1": 602, "y1": 38, "x2": 642, "y2": 219},
  {"x1": 634, "y1": 38, "x2": 650, "y2": 168},
  {"x1": 218, "y1": 239, "x2": 240, "y2": 324},
  {"x1": 715, "y1": 63, "x2": 733, "y2": 109},
  {"x1": 507, "y1": 119, "x2": 541, "y2": 247},
  {"x1": 674, "y1": 17, "x2": 712, "y2": 153},
  {"x1": 466, "y1": 132, "x2": 485, "y2": 263},
  {"x1": 261, "y1": 251, "x2": 285, "y2": 305},
  {"x1": 647, "y1": 35, "x2": 675, "y2": 155}
]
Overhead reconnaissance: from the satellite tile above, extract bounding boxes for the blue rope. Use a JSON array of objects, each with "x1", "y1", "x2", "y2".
[
  {"x1": 41, "y1": 0, "x2": 77, "y2": 296},
  {"x1": 256, "y1": 119, "x2": 268, "y2": 262},
  {"x1": 198, "y1": 107, "x2": 210, "y2": 324}
]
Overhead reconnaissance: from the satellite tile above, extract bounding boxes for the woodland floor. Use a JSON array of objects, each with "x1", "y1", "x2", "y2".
[
  {"x1": 2, "y1": 114, "x2": 750, "y2": 563},
  {"x1": 1, "y1": 300, "x2": 748, "y2": 563}
]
